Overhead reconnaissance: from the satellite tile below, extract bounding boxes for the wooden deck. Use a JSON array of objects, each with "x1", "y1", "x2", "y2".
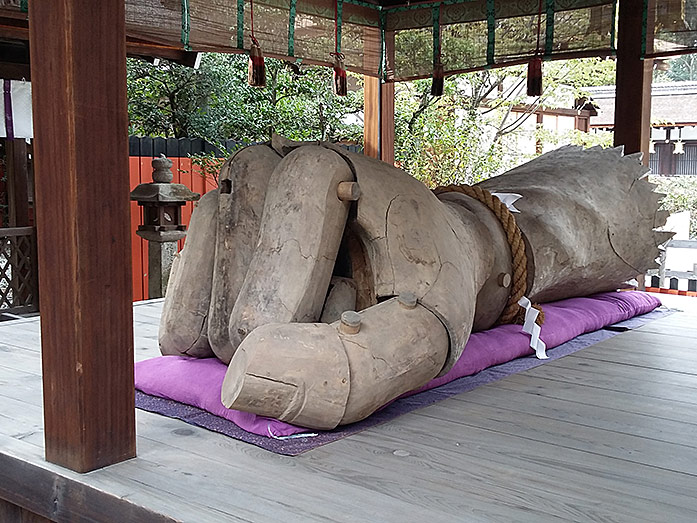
[{"x1": 1, "y1": 294, "x2": 696, "y2": 522}]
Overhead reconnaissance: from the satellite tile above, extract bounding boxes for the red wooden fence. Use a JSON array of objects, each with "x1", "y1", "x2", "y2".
[{"x1": 129, "y1": 156, "x2": 217, "y2": 301}]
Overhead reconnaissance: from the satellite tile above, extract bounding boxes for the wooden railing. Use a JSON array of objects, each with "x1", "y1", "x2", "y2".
[
  {"x1": 645, "y1": 239, "x2": 697, "y2": 296},
  {"x1": 0, "y1": 226, "x2": 39, "y2": 314}
]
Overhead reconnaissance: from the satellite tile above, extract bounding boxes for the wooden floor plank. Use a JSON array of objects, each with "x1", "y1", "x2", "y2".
[
  {"x1": 365, "y1": 410, "x2": 697, "y2": 514},
  {"x1": 0, "y1": 343, "x2": 42, "y2": 374},
  {"x1": 588, "y1": 335, "x2": 697, "y2": 360},
  {"x1": 345, "y1": 430, "x2": 697, "y2": 522},
  {"x1": 547, "y1": 355, "x2": 697, "y2": 389},
  {"x1": 522, "y1": 361, "x2": 697, "y2": 404},
  {"x1": 492, "y1": 373, "x2": 697, "y2": 426},
  {"x1": 417, "y1": 400, "x2": 697, "y2": 475},
  {"x1": 1, "y1": 296, "x2": 697, "y2": 522},
  {"x1": 132, "y1": 412, "x2": 480, "y2": 523},
  {"x1": 603, "y1": 328, "x2": 696, "y2": 348},
  {"x1": 133, "y1": 413, "x2": 560, "y2": 523},
  {"x1": 456, "y1": 384, "x2": 697, "y2": 448},
  {"x1": 568, "y1": 348, "x2": 697, "y2": 375}
]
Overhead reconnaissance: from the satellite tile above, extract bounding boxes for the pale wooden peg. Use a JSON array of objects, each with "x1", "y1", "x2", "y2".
[
  {"x1": 339, "y1": 311, "x2": 361, "y2": 334},
  {"x1": 498, "y1": 272, "x2": 511, "y2": 288},
  {"x1": 337, "y1": 181, "x2": 361, "y2": 201}
]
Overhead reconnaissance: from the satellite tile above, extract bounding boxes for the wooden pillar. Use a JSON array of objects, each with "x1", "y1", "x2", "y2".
[
  {"x1": 363, "y1": 77, "x2": 395, "y2": 165},
  {"x1": 28, "y1": 0, "x2": 136, "y2": 472},
  {"x1": 614, "y1": 0, "x2": 653, "y2": 165},
  {"x1": 6, "y1": 138, "x2": 30, "y2": 227},
  {"x1": 364, "y1": 76, "x2": 380, "y2": 159}
]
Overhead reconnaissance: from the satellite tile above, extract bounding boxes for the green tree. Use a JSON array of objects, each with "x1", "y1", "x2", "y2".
[
  {"x1": 662, "y1": 55, "x2": 697, "y2": 82},
  {"x1": 128, "y1": 52, "x2": 618, "y2": 189},
  {"x1": 392, "y1": 57, "x2": 617, "y2": 187},
  {"x1": 651, "y1": 175, "x2": 697, "y2": 239},
  {"x1": 127, "y1": 54, "x2": 363, "y2": 144}
]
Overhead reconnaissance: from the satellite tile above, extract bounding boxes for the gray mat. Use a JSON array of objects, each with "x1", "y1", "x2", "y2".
[{"x1": 135, "y1": 307, "x2": 673, "y2": 455}]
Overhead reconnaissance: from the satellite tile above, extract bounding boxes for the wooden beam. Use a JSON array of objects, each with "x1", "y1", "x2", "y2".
[
  {"x1": 0, "y1": 497, "x2": 51, "y2": 523},
  {"x1": 28, "y1": 0, "x2": 136, "y2": 472},
  {"x1": 363, "y1": 77, "x2": 395, "y2": 164},
  {"x1": 0, "y1": 450, "x2": 176, "y2": 522},
  {"x1": 614, "y1": 0, "x2": 653, "y2": 164}
]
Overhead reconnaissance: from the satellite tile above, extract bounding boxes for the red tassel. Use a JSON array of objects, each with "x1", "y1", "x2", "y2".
[
  {"x1": 248, "y1": 39, "x2": 266, "y2": 87},
  {"x1": 527, "y1": 57, "x2": 542, "y2": 97},
  {"x1": 332, "y1": 53, "x2": 347, "y2": 96},
  {"x1": 431, "y1": 61, "x2": 444, "y2": 97}
]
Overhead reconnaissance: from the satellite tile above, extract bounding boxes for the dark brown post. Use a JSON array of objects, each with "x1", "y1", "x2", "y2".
[
  {"x1": 614, "y1": 0, "x2": 653, "y2": 164},
  {"x1": 6, "y1": 139, "x2": 31, "y2": 227},
  {"x1": 28, "y1": 0, "x2": 136, "y2": 472}
]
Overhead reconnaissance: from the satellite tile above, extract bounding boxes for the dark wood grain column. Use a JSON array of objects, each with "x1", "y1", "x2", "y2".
[
  {"x1": 614, "y1": 0, "x2": 654, "y2": 165},
  {"x1": 28, "y1": 0, "x2": 136, "y2": 472}
]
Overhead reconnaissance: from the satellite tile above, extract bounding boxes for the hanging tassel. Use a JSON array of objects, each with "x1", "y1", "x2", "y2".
[
  {"x1": 248, "y1": 38, "x2": 266, "y2": 87},
  {"x1": 331, "y1": 53, "x2": 347, "y2": 96},
  {"x1": 528, "y1": 0, "x2": 544, "y2": 97},
  {"x1": 527, "y1": 56, "x2": 542, "y2": 97},
  {"x1": 430, "y1": 5, "x2": 444, "y2": 97},
  {"x1": 431, "y1": 61, "x2": 444, "y2": 97}
]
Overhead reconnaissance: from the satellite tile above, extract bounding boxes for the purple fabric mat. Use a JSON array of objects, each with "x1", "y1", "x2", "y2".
[{"x1": 136, "y1": 291, "x2": 665, "y2": 455}]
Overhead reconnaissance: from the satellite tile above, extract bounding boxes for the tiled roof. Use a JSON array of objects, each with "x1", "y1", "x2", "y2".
[{"x1": 587, "y1": 82, "x2": 697, "y2": 127}]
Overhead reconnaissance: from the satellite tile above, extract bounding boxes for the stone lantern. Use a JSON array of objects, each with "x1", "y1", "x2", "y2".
[{"x1": 130, "y1": 154, "x2": 200, "y2": 298}]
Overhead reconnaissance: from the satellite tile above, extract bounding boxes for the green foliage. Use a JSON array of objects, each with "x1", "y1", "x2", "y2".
[
  {"x1": 661, "y1": 55, "x2": 697, "y2": 82},
  {"x1": 127, "y1": 53, "x2": 620, "y2": 191},
  {"x1": 535, "y1": 127, "x2": 614, "y2": 150},
  {"x1": 393, "y1": 76, "x2": 512, "y2": 188},
  {"x1": 127, "y1": 54, "x2": 363, "y2": 144},
  {"x1": 545, "y1": 57, "x2": 616, "y2": 94},
  {"x1": 651, "y1": 175, "x2": 697, "y2": 239},
  {"x1": 393, "y1": 58, "x2": 617, "y2": 187},
  {"x1": 186, "y1": 141, "x2": 245, "y2": 185},
  {"x1": 127, "y1": 58, "x2": 219, "y2": 139}
]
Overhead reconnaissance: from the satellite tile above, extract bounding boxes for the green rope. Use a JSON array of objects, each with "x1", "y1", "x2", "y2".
[
  {"x1": 640, "y1": 0, "x2": 648, "y2": 57},
  {"x1": 544, "y1": 0, "x2": 554, "y2": 56},
  {"x1": 610, "y1": 0, "x2": 618, "y2": 51},
  {"x1": 237, "y1": 0, "x2": 245, "y2": 48},
  {"x1": 432, "y1": 5, "x2": 440, "y2": 66},
  {"x1": 486, "y1": 0, "x2": 495, "y2": 65},
  {"x1": 288, "y1": 0, "x2": 297, "y2": 56},
  {"x1": 383, "y1": 0, "x2": 609, "y2": 14},
  {"x1": 386, "y1": 0, "x2": 467, "y2": 14},
  {"x1": 181, "y1": 0, "x2": 191, "y2": 50},
  {"x1": 20, "y1": 0, "x2": 28, "y2": 13},
  {"x1": 379, "y1": 10, "x2": 387, "y2": 80},
  {"x1": 337, "y1": 0, "x2": 343, "y2": 54},
  {"x1": 344, "y1": 0, "x2": 381, "y2": 10}
]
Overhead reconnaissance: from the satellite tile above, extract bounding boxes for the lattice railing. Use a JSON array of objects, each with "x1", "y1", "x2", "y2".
[{"x1": 0, "y1": 227, "x2": 39, "y2": 314}]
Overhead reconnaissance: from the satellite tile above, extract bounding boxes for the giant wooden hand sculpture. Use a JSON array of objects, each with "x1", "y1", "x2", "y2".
[{"x1": 160, "y1": 137, "x2": 670, "y2": 430}]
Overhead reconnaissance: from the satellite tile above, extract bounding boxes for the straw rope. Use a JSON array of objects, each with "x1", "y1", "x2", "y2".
[{"x1": 433, "y1": 184, "x2": 544, "y2": 326}]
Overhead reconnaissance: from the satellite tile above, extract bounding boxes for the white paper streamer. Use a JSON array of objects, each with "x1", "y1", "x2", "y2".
[
  {"x1": 267, "y1": 425, "x2": 318, "y2": 440},
  {"x1": 518, "y1": 296, "x2": 548, "y2": 359},
  {"x1": 491, "y1": 192, "x2": 522, "y2": 213}
]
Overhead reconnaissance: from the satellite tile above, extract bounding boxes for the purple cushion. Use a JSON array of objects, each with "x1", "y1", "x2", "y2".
[{"x1": 136, "y1": 291, "x2": 661, "y2": 437}]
